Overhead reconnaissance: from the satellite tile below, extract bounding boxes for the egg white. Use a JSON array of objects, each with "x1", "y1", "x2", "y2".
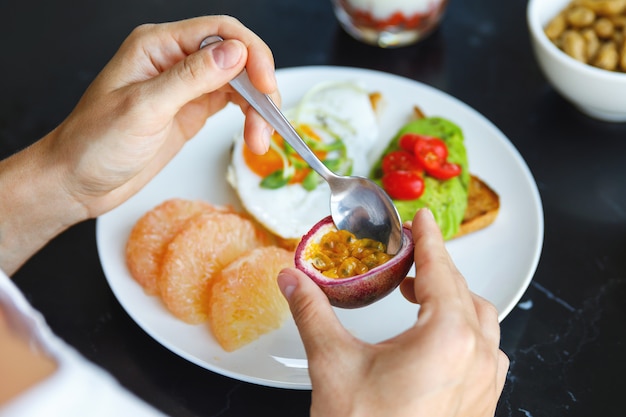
[{"x1": 227, "y1": 81, "x2": 380, "y2": 240}]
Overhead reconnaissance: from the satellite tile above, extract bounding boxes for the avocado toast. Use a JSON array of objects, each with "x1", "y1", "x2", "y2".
[{"x1": 371, "y1": 116, "x2": 499, "y2": 240}]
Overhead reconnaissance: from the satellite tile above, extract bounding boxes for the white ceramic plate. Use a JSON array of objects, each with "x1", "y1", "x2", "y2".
[{"x1": 96, "y1": 66, "x2": 543, "y2": 390}]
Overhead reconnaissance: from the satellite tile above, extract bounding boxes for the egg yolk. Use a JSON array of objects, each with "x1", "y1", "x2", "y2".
[
  {"x1": 307, "y1": 229, "x2": 391, "y2": 279},
  {"x1": 243, "y1": 125, "x2": 327, "y2": 185},
  {"x1": 243, "y1": 133, "x2": 284, "y2": 177}
]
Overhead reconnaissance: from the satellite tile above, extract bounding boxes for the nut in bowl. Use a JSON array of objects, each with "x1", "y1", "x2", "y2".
[{"x1": 527, "y1": 0, "x2": 626, "y2": 122}]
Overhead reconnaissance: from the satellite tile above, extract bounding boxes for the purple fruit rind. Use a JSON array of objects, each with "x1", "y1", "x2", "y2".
[{"x1": 295, "y1": 216, "x2": 415, "y2": 309}]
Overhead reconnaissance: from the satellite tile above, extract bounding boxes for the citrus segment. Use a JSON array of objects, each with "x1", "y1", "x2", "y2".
[
  {"x1": 125, "y1": 198, "x2": 228, "y2": 295},
  {"x1": 159, "y1": 212, "x2": 270, "y2": 324},
  {"x1": 208, "y1": 246, "x2": 293, "y2": 352}
]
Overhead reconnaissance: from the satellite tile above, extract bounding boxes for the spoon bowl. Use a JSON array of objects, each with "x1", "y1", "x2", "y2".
[
  {"x1": 328, "y1": 175, "x2": 403, "y2": 254},
  {"x1": 201, "y1": 36, "x2": 403, "y2": 254}
]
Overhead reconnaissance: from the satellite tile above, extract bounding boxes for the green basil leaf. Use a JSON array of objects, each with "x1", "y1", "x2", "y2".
[
  {"x1": 260, "y1": 170, "x2": 291, "y2": 189},
  {"x1": 302, "y1": 171, "x2": 320, "y2": 191},
  {"x1": 323, "y1": 158, "x2": 341, "y2": 171},
  {"x1": 324, "y1": 158, "x2": 353, "y2": 176}
]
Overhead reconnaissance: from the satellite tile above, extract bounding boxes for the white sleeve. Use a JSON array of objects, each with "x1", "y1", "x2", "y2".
[{"x1": 0, "y1": 269, "x2": 168, "y2": 417}]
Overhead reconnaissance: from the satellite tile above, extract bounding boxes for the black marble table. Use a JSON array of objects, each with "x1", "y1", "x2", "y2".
[{"x1": 2, "y1": 0, "x2": 625, "y2": 416}]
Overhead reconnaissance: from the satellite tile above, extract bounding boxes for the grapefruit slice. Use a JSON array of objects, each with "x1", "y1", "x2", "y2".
[
  {"x1": 125, "y1": 198, "x2": 228, "y2": 295},
  {"x1": 159, "y1": 211, "x2": 269, "y2": 324},
  {"x1": 209, "y1": 246, "x2": 293, "y2": 352}
]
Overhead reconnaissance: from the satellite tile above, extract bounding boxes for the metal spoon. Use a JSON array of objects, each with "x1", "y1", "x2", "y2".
[{"x1": 200, "y1": 36, "x2": 403, "y2": 254}]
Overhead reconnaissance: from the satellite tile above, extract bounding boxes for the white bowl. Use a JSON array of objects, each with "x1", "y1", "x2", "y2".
[{"x1": 527, "y1": 0, "x2": 626, "y2": 122}]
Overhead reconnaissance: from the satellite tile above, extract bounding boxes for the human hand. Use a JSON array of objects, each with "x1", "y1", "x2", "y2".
[
  {"x1": 47, "y1": 15, "x2": 277, "y2": 218},
  {"x1": 0, "y1": 16, "x2": 277, "y2": 275},
  {"x1": 277, "y1": 208, "x2": 509, "y2": 417}
]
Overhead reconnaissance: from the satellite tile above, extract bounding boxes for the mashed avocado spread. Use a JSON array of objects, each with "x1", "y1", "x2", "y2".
[{"x1": 370, "y1": 117, "x2": 470, "y2": 240}]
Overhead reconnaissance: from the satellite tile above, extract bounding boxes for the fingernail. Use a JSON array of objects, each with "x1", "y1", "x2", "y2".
[
  {"x1": 261, "y1": 126, "x2": 273, "y2": 153},
  {"x1": 277, "y1": 270, "x2": 298, "y2": 300},
  {"x1": 211, "y1": 41, "x2": 243, "y2": 69},
  {"x1": 420, "y1": 207, "x2": 435, "y2": 221}
]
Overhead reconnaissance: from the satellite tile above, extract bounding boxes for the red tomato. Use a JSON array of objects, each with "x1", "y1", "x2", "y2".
[
  {"x1": 414, "y1": 136, "x2": 448, "y2": 163},
  {"x1": 427, "y1": 161, "x2": 462, "y2": 180},
  {"x1": 411, "y1": 136, "x2": 462, "y2": 180},
  {"x1": 381, "y1": 150, "x2": 423, "y2": 175},
  {"x1": 398, "y1": 133, "x2": 438, "y2": 153},
  {"x1": 382, "y1": 170, "x2": 425, "y2": 200}
]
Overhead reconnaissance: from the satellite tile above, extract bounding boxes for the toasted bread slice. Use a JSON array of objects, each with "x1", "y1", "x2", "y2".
[{"x1": 454, "y1": 175, "x2": 500, "y2": 238}]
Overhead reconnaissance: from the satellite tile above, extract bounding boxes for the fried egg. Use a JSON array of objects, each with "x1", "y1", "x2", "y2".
[{"x1": 227, "y1": 81, "x2": 381, "y2": 241}]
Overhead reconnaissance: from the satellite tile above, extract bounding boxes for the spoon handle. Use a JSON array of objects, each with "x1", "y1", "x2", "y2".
[{"x1": 229, "y1": 70, "x2": 336, "y2": 181}]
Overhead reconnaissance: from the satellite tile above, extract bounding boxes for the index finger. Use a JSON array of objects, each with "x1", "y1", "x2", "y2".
[
  {"x1": 109, "y1": 15, "x2": 277, "y2": 94},
  {"x1": 179, "y1": 15, "x2": 277, "y2": 93}
]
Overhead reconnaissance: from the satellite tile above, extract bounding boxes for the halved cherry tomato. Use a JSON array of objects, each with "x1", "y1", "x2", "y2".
[
  {"x1": 381, "y1": 150, "x2": 423, "y2": 175},
  {"x1": 382, "y1": 170, "x2": 425, "y2": 200},
  {"x1": 411, "y1": 136, "x2": 461, "y2": 180},
  {"x1": 414, "y1": 137, "x2": 446, "y2": 171},
  {"x1": 427, "y1": 161, "x2": 462, "y2": 180},
  {"x1": 413, "y1": 136, "x2": 448, "y2": 163},
  {"x1": 398, "y1": 133, "x2": 438, "y2": 153}
]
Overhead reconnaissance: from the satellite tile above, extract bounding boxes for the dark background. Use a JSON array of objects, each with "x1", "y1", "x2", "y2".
[{"x1": 2, "y1": 0, "x2": 626, "y2": 416}]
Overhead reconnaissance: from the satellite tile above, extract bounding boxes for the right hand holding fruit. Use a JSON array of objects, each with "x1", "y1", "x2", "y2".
[{"x1": 277, "y1": 208, "x2": 509, "y2": 417}]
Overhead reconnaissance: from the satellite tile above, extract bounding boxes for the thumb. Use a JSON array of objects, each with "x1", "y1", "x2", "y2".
[
  {"x1": 277, "y1": 268, "x2": 350, "y2": 356},
  {"x1": 144, "y1": 39, "x2": 247, "y2": 115}
]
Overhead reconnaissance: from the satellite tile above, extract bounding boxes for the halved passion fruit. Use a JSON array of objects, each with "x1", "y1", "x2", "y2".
[{"x1": 295, "y1": 216, "x2": 414, "y2": 308}]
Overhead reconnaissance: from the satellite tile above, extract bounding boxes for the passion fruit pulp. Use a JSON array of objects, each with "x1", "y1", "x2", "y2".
[{"x1": 295, "y1": 216, "x2": 415, "y2": 308}]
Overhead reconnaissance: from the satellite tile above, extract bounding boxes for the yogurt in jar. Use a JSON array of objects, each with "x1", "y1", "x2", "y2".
[
  {"x1": 333, "y1": 0, "x2": 447, "y2": 47},
  {"x1": 343, "y1": 0, "x2": 444, "y2": 21}
]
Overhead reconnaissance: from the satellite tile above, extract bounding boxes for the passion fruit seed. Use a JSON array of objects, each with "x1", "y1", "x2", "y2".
[{"x1": 306, "y1": 229, "x2": 392, "y2": 279}]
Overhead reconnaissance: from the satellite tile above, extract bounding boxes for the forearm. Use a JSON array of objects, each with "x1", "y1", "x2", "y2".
[{"x1": 0, "y1": 130, "x2": 87, "y2": 275}]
